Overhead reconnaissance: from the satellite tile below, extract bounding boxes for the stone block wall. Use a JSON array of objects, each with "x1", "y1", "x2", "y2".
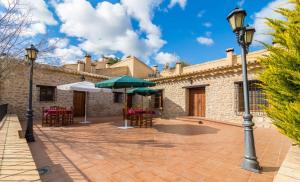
[
  {"x1": 95, "y1": 66, "x2": 128, "y2": 77},
  {"x1": 151, "y1": 68, "x2": 272, "y2": 128},
  {"x1": 0, "y1": 63, "x2": 122, "y2": 123}
]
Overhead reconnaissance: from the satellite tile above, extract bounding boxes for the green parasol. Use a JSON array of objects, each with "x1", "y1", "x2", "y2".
[
  {"x1": 127, "y1": 87, "x2": 157, "y2": 109},
  {"x1": 95, "y1": 75, "x2": 156, "y2": 129},
  {"x1": 95, "y1": 75, "x2": 155, "y2": 89},
  {"x1": 127, "y1": 87, "x2": 157, "y2": 96}
]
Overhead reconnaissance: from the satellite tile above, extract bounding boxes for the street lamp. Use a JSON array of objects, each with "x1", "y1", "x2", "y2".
[
  {"x1": 227, "y1": 8, "x2": 261, "y2": 173},
  {"x1": 25, "y1": 44, "x2": 38, "y2": 143}
]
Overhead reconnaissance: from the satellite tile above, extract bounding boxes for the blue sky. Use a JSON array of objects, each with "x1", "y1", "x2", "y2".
[{"x1": 0, "y1": 0, "x2": 292, "y2": 68}]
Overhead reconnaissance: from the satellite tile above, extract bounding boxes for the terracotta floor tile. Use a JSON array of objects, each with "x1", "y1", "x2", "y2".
[{"x1": 28, "y1": 117, "x2": 291, "y2": 182}]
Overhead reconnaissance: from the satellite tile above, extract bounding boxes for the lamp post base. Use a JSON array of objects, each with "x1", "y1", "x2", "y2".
[
  {"x1": 25, "y1": 132, "x2": 35, "y2": 143},
  {"x1": 241, "y1": 158, "x2": 261, "y2": 173}
]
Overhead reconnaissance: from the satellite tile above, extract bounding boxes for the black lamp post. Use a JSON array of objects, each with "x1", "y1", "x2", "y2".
[
  {"x1": 227, "y1": 8, "x2": 261, "y2": 173},
  {"x1": 25, "y1": 44, "x2": 38, "y2": 143}
]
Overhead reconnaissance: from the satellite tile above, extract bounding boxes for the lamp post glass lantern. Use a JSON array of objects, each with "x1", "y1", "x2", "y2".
[
  {"x1": 25, "y1": 44, "x2": 38, "y2": 143},
  {"x1": 227, "y1": 8, "x2": 247, "y2": 32},
  {"x1": 245, "y1": 26, "x2": 255, "y2": 46},
  {"x1": 227, "y1": 8, "x2": 261, "y2": 173}
]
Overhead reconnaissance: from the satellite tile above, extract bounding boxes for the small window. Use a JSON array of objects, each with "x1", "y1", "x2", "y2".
[
  {"x1": 235, "y1": 80, "x2": 267, "y2": 113},
  {"x1": 113, "y1": 92, "x2": 123, "y2": 103},
  {"x1": 38, "y1": 85, "x2": 56, "y2": 102},
  {"x1": 154, "y1": 90, "x2": 163, "y2": 109}
]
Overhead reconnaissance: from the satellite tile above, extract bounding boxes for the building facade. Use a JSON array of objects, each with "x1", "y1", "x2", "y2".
[
  {"x1": 147, "y1": 49, "x2": 271, "y2": 127},
  {"x1": 0, "y1": 48, "x2": 271, "y2": 127},
  {"x1": 0, "y1": 60, "x2": 123, "y2": 123}
]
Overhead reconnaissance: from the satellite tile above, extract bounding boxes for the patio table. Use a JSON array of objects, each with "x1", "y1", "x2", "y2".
[
  {"x1": 46, "y1": 109, "x2": 72, "y2": 126},
  {"x1": 128, "y1": 109, "x2": 154, "y2": 127}
]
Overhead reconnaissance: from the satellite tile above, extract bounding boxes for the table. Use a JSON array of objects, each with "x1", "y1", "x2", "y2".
[{"x1": 42, "y1": 109, "x2": 73, "y2": 127}]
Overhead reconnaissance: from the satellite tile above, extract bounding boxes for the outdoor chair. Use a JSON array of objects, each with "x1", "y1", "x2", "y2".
[
  {"x1": 49, "y1": 111, "x2": 59, "y2": 127},
  {"x1": 67, "y1": 107, "x2": 74, "y2": 125},
  {"x1": 41, "y1": 107, "x2": 50, "y2": 127},
  {"x1": 140, "y1": 112, "x2": 153, "y2": 128}
]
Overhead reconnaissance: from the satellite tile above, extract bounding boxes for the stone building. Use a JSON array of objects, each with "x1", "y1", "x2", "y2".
[
  {"x1": 63, "y1": 54, "x2": 156, "y2": 78},
  {"x1": 0, "y1": 60, "x2": 123, "y2": 122},
  {"x1": 0, "y1": 48, "x2": 271, "y2": 127},
  {"x1": 147, "y1": 48, "x2": 271, "y2": 127}
]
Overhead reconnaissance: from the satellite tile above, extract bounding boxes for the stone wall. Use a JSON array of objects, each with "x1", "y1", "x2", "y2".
[
  {"x1": 95, "y1": 66, "x2": 128, "y2": 77},
  {"x1": 151, "y1": 67, "x2": 272, "y2": 128},
  {"x1": 0, "y1": 62, "x2": 123, "y2": 123}
]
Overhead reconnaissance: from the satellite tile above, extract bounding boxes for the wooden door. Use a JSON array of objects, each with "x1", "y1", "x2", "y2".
[
  {"x1": 73, "y1": 91, "x2": 86, "y2": 117},
  {"x1": 189, "y1": 87, "x2": 206, "y2": 117}
]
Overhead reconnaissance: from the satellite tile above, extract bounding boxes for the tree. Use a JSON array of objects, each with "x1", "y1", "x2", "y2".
[
  {"x1": 259, "y1": 0, "x2": 300, "y2": 145},
  {"x1": 0, "y1": 0, "x2": 56, "y2": 80},
  {"x1": 0, "y1": 0, "x2": 30, "y2": 81},
  {"x1": 105, "y1": 56, "x2": 120, "y2": 65}
]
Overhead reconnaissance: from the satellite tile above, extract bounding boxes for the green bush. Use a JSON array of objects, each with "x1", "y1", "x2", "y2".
[{"x1": 259, "y1": 0, "x2": 300, "y2": 145}]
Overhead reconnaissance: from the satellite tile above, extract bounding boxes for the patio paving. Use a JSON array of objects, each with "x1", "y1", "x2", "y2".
[{"x1": 29, "y1": 117, "x2": 291, "y2": 182}]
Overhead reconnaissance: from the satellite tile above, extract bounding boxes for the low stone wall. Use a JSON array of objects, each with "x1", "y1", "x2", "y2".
[
  {"x1": 0, "y1": 114, "x2": 40, "y2": 181},
  {"x1": 274, "y1": 145, "x2": 300, "y2": 182}
]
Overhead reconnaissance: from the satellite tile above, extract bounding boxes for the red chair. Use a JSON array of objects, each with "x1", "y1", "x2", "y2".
[{"x1": 42, "y1": 107, "x2": 50, "y2": 127}]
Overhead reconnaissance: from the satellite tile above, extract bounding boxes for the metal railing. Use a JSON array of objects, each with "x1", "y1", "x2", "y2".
[{"x1": 0, "y1": 104, "x2": 8, "y2": 122}]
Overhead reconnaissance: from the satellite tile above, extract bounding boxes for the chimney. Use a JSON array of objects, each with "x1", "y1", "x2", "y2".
[
  {"x1": 91, "y1": 63, "x2": 96, "y2": 73},
  {"x1": 77, "y1": 61, "x2": 84, "y2": 72},
  {"x1": 226, "y1": 48, "x2": 237, "y2": 65},
  {"x1": 175, "y1": 61, "x2": 183, "y2": 74},
  {"x1": 84, "y1": 54, "x2": 91, "y2": 72},
  {"x1": 151, "y1": 65, "x2": 158, "y2": 73}
]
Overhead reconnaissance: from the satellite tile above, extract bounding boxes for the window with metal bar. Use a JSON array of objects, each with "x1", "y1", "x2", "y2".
[
  {"x1": 235, "y1": 80, "x2": 267, "y2": 114},
  {"x1": 113, "y1": 92, "x2": 123, "y2": 103},
  {"x1": 37, "y1": 85, "x2": 56, "y2": 102}
]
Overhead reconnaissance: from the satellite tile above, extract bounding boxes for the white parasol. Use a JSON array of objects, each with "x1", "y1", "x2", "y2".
[{"x1": 57, "y1": 81, "x2": 111, "y2": 124}]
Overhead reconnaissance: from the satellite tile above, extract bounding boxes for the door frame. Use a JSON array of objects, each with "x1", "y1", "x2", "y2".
[
  {"x1": 73, "y1": 91, "x2": 86, "y2": 117},
  {"x1": 188, "y1": 86, "x2": 206, "y2": 117}
]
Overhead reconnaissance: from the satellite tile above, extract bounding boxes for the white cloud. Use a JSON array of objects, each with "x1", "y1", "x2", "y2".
[
  {"x1": 168, "y1": 0, "x2": 187, "y2": 9},
  {"x1": 53, "y1": 45, "x2": 84, "y2": 64},
  {"x1": 54, "y1": 0, "x2": 165, "y2": 62},
  {"x1": 203, "y1": 22, "x2": 212, "y2": 28},
  {"x1": 121, "y1": 0, "x2": 162, "y2": 35},
  {"x1": 154, "y1": 52, "x2": 179, "y2": 65},
  {"x1": 252, "y1": 0, "x2": 294, "y2": 46},
  {"x1": 43, "y1": 37, "x2": 84, "y2": 64},
  {"x1": 197, "y1": 37, "x2": 214, "y2": 46},
  {"x1": 48, "y1": 38, "x2": 69, "y2": 48},
  {"x1": 0, "y1": 0, "x2": 57, "y2": 36}
]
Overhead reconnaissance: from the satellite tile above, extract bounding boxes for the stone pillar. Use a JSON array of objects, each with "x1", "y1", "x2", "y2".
[
  {"x1": 84, "y1": 54, "x2": 91, "y2": 72},
  {"x1": 175, "y1": 61, "x2": 183, "y2": 75},
  {"x1": 77, "y1": 61, "x2": 84, "y2": 72},
  {"x1": 226, "y1": 48, "x2": 237, "y2": 66}
]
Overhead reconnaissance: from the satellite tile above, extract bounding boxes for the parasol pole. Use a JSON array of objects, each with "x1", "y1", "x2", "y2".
[
  {"x1": 80, "y1": 91, "x2": 90, "y2": 124},
  {"x1": 85, "y1": 91, "x2": 87, "y2": 123},
  {"x1": 141, "y1": 96, "x2": 143, "y2": 109},
  {"x1": 124, "y1": 88, "x2": 127, "y2": 128}
]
